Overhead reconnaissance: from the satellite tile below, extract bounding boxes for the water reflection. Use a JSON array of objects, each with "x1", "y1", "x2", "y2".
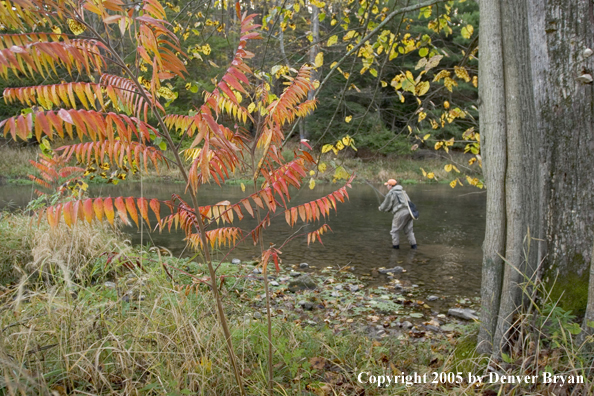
[{"x1": 1, "y1": 182, "x2": 485, "y2": 299}]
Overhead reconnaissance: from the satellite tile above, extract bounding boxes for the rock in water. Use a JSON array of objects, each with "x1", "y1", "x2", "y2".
[
  {"x1": 288, "y1": 275, "x2": 318, "y2": 293},
  {"x1": 447, "y1": 308, "x2": 478, "y2": 321},
  {"x1": 299, "y1": 263, "x2": 309, "y2": 268},
  {"x1": 378, "y1": 266, "x2": 404, "y2": 274}
]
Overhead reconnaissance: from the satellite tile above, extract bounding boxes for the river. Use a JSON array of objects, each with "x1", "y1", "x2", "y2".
[{"x1": 0, "y1": 181, "x2": 485, "y2": 300}]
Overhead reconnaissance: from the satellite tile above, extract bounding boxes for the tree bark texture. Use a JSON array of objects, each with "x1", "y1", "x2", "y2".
[
  {"x1": 493, "y1": 0, "x2": 541, "y2": 354},
  {"x1": 479, "y1": 0, "x2": 594, "y2": 355},
  {"x1": 477, "y1": 0, "x2": 507, "y2": 355},
  {"x1": 542, "y1": 0, "x2": 594, "y2": 276}
]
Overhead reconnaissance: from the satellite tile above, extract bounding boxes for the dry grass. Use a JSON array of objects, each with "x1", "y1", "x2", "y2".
[
  {"x1": 0, "y1": 213, "x2": 127, "y2": 286},
  {"x1": 0, "y1": 145, "x2": 37, "y2": 181}
]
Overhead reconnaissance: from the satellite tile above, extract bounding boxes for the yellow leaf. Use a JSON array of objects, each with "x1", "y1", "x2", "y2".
[
  {"x1": 313, "y1": 80, "x2": 320, "y2": 89},
  {"x1": 309, "y1": 170, "x2": 315, "y2": 176},
  {"x1": 321, "y1": 144, "x2": 334, "y2": 154},
  {"x1": 335, "y1": 141, "x2": 345, "y2": 150},
  {"x1": 444, "y1": 164, "x2": 453, "y2": 172},
  {"x1": 381, "y1": 80, "x2": 387, "y2": 87},
  {"x1": 415, "y1": 81, "x2": 430, "y2": 96},
  {"x1": 444, "y1": 100, "x2": 450, "y2": 109},
  {"x1": 241, "y1": 183, "x2": 246, "y2": 192},
  {"x1": 449, "y1": 179, "x2": 457, "y2": 188},
  {"x1": 331, "y1": 18, "x2": 337, "y2": 26},
  {"x1": 67, "y1": 19, "x2": 86, "y2": 35},
  {"x1": 468, "y1": 158, "x2": 477, "y2": 165},
  {"x1": 434, "y1": 141, "x2": 443, "y2": 150},
  {"x1": 330, "y1": 62, "x2": 338, "y2": 69},
  {"x1": 461, "y1": 24, "x2": 474, "y2": 39},
  {"x1": 318, "y1": 162, "x2": 327, "y2": 172},
  {"x1": 51, "y1": 25, "x2": 61, "y2": 34},
  {"x1": 327, "y1": 35, "x2": 338, "y2": 46},
  {"x1": 309, "y1": 178, "x2": 316, "y2": 190},
  {"x1": 420, "y1": 168, "x2": 427, "y2": 177},
  {"x1": 417, "y1": 111, "x2": 427, "y2": 123},
  {"x1": 345, "y1": 115, "x2": 352, "y2": 123},
  {"x1": 423, "y1": 134, "x2": 430, "y2": 141},
  {"x1": 454, "y1": 66, "x2": 471, "y2": 82},
  {"x1": 444, "y1": 77, "x2": 458, "y2": 92},
  {"x1": 472, "y1": 76, "x2": 478, "y2": 88},
  {"x1": 427, "y1": 172, "x2": 435, "y2": 179},
  {"x1": 247, "y1": 103, "x2": 256, "y2": 113},
  {"x1": 315, "y1": 52, "x2": 324, "y2": 68}
]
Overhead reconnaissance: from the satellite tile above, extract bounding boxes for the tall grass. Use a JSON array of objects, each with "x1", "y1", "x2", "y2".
[
  {"x1": 0, "y1": 213, "x2": 127, "y2": 286},
  {"x1": 0, "y1": 145, "x2": 37, "y2": 181}
]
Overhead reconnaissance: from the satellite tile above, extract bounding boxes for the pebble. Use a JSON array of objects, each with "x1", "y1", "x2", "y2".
[
  {"x1": 334, "y1": 285, "x2": 343, "y2": 291},
  {"x1": 290, "y1": 271, "x2": 301, "y2": 277},
  {"x1": 299, "y1": 263, "x2": 309, "y2": 268},
  {"x1": 427, "y1": 295, "x2": 439, "y2": 301},
  {"x1": 437, "y1": 314, "x2": 446, "y2": 319},
  {"x1": 402, "y1": 321, "x2": 413, "y2": 329},
  {"x1": 378, "y1": 266, "x2": 404, "y2": 274},
  {"x1": 448, "y1": 308, "x2": 478, "y2": 321},
  {"x1": 231, "y1": 258, "x2": 241, "y2": 265},
  {"x1": 304, "y1": 302, "x2": 314, "y2": 311},
  {"x1": 253, "y1": 268, "x2": 262, "y2": 274},
  {"x1": 104, "y1": 281, "x2": 116, "y2": 288},
  {"x1": 349, "y1": 285, "x2": 359, "y2": 292},
  {"x1": 269, "y1": 281, "x2": 280, "y2": 287},
  {"x1": 331, "y1": 291, "x2": 341, "y2": 297},
  {"x1": 412, "y1": 284, "x2": 419, "y2": 288},
  {"x1": 254, "y1": 312, "x2": 262, "y2": 319},
  {"x1": 375, "y1": 325, "x2": 384, "y2": 331}
]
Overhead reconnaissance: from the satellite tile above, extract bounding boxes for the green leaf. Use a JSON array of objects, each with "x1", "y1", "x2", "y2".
[
  {"x1": 501, "y1": 352, "x2": 512, "y2": 363},
  {"x1": 418, "y1": 47, "x2": 429, "y2": 57}
]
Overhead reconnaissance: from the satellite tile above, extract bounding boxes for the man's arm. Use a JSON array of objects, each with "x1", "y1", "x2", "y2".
[{"x1": 379, "y1": 192, "x2": 395, "y2": 212}]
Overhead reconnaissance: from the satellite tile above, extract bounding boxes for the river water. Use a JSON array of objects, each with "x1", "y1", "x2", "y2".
[{"x1": 0, "y1": 182, "x2": 485, "y2": 299}]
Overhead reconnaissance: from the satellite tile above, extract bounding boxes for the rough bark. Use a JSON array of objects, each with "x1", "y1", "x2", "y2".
[
  {"x1": 479, "y1": 0, "x2": 594, "y2": 355},
  {"x1": 579, "y1": 243, "x2": 594, "y2": 345},
  {"x1": 543, "y1": 0, "x2": 594, "y2": 277},
  {"x1": 476, "y1": 0, "x2": 507, "y2": 355}
]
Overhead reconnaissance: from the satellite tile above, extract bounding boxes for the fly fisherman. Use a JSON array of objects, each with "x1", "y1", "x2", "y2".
[{"x1": 378, "y1": 179, "x2": 417, "y2": 249}]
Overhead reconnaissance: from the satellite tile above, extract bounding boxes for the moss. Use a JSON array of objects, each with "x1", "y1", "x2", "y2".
[
  {"x1": 547, "y1": 270, "x2": 589, "y2": 318},
  {"x1": 450, "y1": 332, "x2": 483, "y2": 372}
]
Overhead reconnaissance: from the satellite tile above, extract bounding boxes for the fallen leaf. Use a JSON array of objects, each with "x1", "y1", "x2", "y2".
[{"x1": 310, "y1": 356, "x2": 326, "y2": 370}]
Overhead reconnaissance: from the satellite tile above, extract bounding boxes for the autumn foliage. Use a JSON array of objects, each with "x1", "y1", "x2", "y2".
[{"x1": 0, "y1": 0, "x2": 353, "y2": 272}]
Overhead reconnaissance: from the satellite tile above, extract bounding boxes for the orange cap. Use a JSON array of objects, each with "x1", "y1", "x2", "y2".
[{"x1": 384, "y1": 179, "x2": 397, "y2": 186}]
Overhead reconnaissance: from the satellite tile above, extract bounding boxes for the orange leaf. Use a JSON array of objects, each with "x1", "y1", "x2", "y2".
[
  {"x1": 125, "y1": 197, "x2": 139, "y2": 227},
  {"x1": 83, "y1": 198, "x2": 94, "y2": 224},
  {"x1": 93, "y1": 197, "x2": 104, "y2": 222},
  {"x1": 63, "y1": 201, "x2": 73, "y2": 227},
  {"x1": 137, "y1": 197, "x2": 150, "y2": 227},
  {"x1": 114, "y1": 197, "x2": 129, "y2": 225}
]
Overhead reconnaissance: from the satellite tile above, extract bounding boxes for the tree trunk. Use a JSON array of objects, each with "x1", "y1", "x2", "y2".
[
  {"x1": 302, "y1": 4, "x2": 320, "y2": 140},
  {"x1": 542, "y1": 0, "x2": 594, "y2": 278},
  {"x1": 579, "y1": 243, "x2": 594, "y2": 345},
  {"x1": 476, "y1": 0, "x2": 507, "y2": 355},
  {"x1": 479, "y1": 0, "x2": 594, "y2": 355}
]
